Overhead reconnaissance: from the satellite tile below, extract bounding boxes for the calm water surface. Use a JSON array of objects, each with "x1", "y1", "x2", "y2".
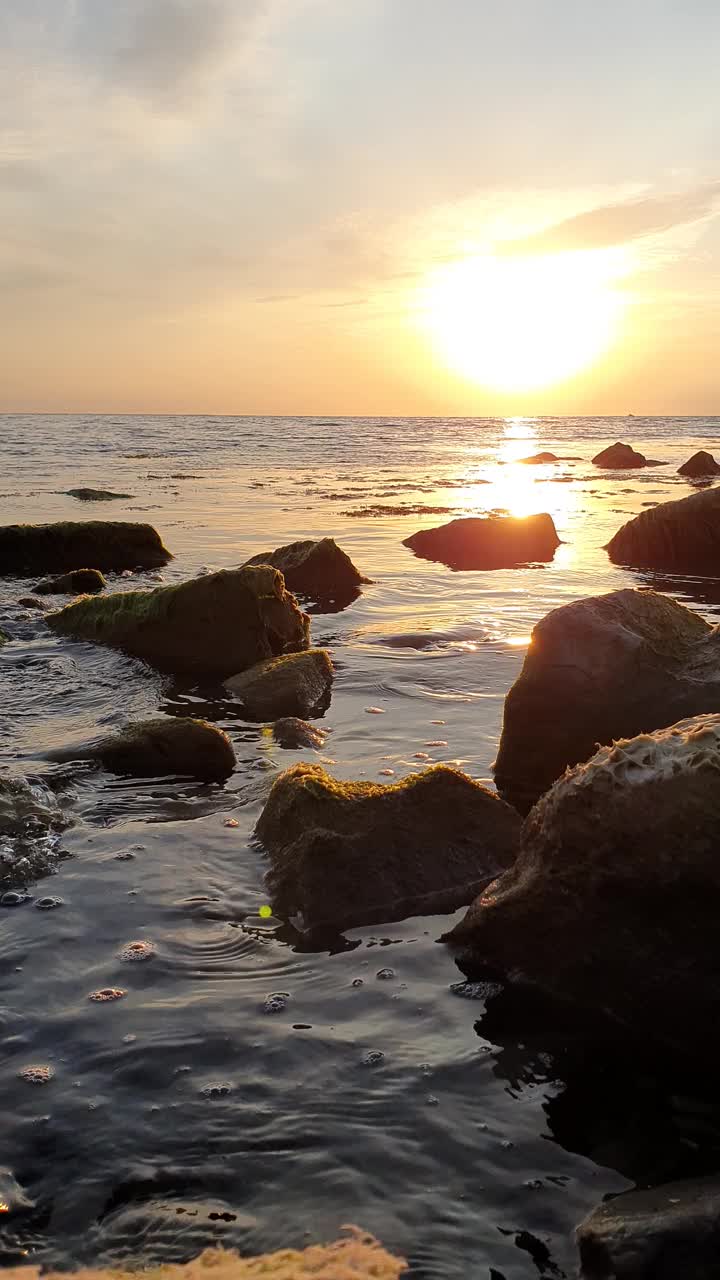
[{"x1": 2, "y1": 415, "x2": 720, "y2": 1277}]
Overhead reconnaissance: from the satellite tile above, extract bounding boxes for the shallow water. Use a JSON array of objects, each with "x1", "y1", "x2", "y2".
[{"x1": 2, "y1": 414, "x2": 720, "y2": 1277}]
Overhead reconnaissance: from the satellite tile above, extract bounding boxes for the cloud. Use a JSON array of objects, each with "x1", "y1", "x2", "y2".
[{"x1": 498, "y1": 183, "x2": 720, "y2": 255}]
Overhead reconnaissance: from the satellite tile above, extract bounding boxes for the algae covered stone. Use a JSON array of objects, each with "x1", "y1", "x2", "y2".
[
  {"x1": 494, "y1": 588, "x2": 720, "y2": 813},
  {"x1": 448, "y1": 714, "x2": 720, "y2": 1058},
  {"x1": 402, "y1": 514, "x2": 560, "y2": 570},
  {"x1": 256, "y1": 762, "x2": 521, "y2": 932},
  {"x1": 0, "y1": 521, "x2": 170, "y2": 574},
  {"x1": 49, "y1": 717, "x2": 235, "y2": 780},
  {"x1": 606, "y1": 484, "x2": 720, "y2": 572},
  {"x1": 226, "y1": 650, "x2": 332, "y2": 720},
  {"x1": 33, "y1": 568, "x2": 106, "y2": 596},
  {"x1": 47, "y1": 565, "x2": 310, "y2": 678},
  {"x1": 243, "y1": 537, "x2": 369, "y2": 603}
]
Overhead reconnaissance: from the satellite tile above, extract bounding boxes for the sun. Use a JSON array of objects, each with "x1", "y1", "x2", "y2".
[{"x1": 418, "y1": 249, "x2": 626, "y2": 392}]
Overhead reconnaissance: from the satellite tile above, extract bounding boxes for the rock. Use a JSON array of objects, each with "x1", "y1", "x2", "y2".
[
  {"x1": 65, "y1": 488, "x2": 133, "y2": 501},
  {"x1": 577, "y1": 1176, "x2": 720, "y2": 1279},
  {"x1": 0, "y1": 522, "x2": 171, "y2": 574},
  {"x1": 17, "y1": 597, "x2": 48, "y2": 610},
  {"x1": 0, "y1": 1169, "x2": 34, "y2": 1215},
  {"x1": 494, "y1": 588, "x2": 720, "y2": 814},
  {"x1": 592, "y1": 442, "x2": 648, "y2": 468},
  {"x1": 447, "y1": 714, "x2": 720, "y2": 1058},
  {"x1": 607, "y1": 485, "x2": 720, "y2": 572},
  {"x1": 226, "y1": 650, "x2": 333, "y2": 720},
  {"x1": 678, "y1": 450, "x2": 720, "y2": 478},
  {"x1": 243, "y1": 538, "x2": 369, "y2": 603},
  {"x1": 48, "y1": 718, "x2": 235, "y2": 780},
  {"x1": 518, "y1": 451, "x2": 559, "y2": 464},
  {"x1": 33, "y1": 568, "x2": 107, "y2": 596},
  {"x1": 255, "y1": 763, "x2": 521, "y2": 932},
  {"x1": 272, "y1": 717, "x2": 328, "y2": 749},
  {"x1": 47, "y1": 565, "x2": 309, "y2": 678},
  {"x1": 402, "y1": 514, "x2": 560, "y2": 570}
]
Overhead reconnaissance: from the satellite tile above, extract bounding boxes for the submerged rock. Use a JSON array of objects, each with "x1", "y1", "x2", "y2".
[
  {"x1": 607, "y1": 485, "x2": 720, "y2": 573},
  {"x1": 517, "y1": 451, "x2": 559, "y2": 464},
  {"x1": 65, "y1": 488, "x2": 133, "y2": 501},
  {"x1": 0, "y1": 521, "x2": 171, "y2": 574},
  {"x1": 494, "y1": 588, "x2": 720, "y2": 813},
  {"x1": 677, "y1": 449, "x2": 720, "y2": 478},
  {"x1": 48, "y1": 718, "x2": 235, "y2": 780},
  {"x1": 17, "y1": 597, "x2": 47, "y2": 610},
  {"x1": 448, "y1": 714, "x2": 720, "y2": 1057},
  {"x1": 243, "y1": 537, "x2": 369, "y2": 603},
  {"x1": 577, "y1": 1176, "x2": 720, "y2": 1279},
  {"x1": 402, "y1": 514, "x2": 560, "y2": 570},
  {"x1": 47, "y1": 565, "x2": 309, "y2": 678},
  {"x1": 226, "y1": 649, "x2": 333, "y2": 720},
  {"x1": 0, "y1": 773, "x2": 67, "y2": 891},
  {"x1": 592, "y1": 441, "x2": 648, "y2": 468},
  {"x1": 272, "y1": 717, "x2": 328, "y2": 749},
  {"x1": 33, "y1": 568, "x2": 106, "y2": 596},
  {"x1": 256, "y1": 763, "x2": 520, "y2": 932}
]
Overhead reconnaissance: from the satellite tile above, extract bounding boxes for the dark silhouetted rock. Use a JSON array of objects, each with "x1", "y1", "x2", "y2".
[
  {"x1": 448, "y1": 714, "x2": 720, "y2": 1058},
  {"x1": 65, "y1": 488, "x2": 133, "y2": 501},
  {"x1": 592, "y1": 442, "x2": 647, "y2": 468},
  {"x1": 256, "y1": 763, "x2": 521, "y2": 932},
  {"x1": 607, "y1": 485, "x2": 720, "y2": 572},
  {"x1": 226, "y1": 650, "x2": 332, "y2": 720},
  {"x1": 47, "y1": 565, "x2": 309, "y2": 678},
  {"x1": 494, "y1": 588, "x2": 720, "y2": 813},
  {"x1": 48, "y1": 717, "x2": 235, "y2": 780},
  {"x1": 678, "y1": 450, "x2": 720, "y2": 478},
  {"x1": 33, "y1": 568, "x2": 107, "y2": 596},
  {"x1": 272, "y1": 717, "x2": 328, "y2": 750},
  {"x1": 402, "y1": 514, "x2": 560, "y2": 570},
  {"x1": 17, "y1": 597, "x2": 48, "y2": 610},
  {"x1": 0, "y1": 522, "x2": 171, "y2": 574},
  {"x1": 577, "y1": 1176, "x2": 720, "y2": 1279},
  {"x1": 244, "y1": 538, "x2": 369, "y2": 602}
]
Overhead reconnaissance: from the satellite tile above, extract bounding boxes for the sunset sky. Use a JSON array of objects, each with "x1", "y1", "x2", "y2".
[{"x1": 2, "y1": 0, "x2": 719, "y2": 415}]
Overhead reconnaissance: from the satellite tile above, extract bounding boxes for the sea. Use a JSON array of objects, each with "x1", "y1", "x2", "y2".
[{"x1": 1, "y1": 414, "x2": 720, "y2": 1278}]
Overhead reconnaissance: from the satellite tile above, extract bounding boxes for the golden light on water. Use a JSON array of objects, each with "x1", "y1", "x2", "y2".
[{"x1": 419, "y1": 249, "x2": 627, "y2": 392}]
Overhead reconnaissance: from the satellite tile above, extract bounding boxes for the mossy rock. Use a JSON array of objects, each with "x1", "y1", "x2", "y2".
[
  {"x1": 48, "y1": 565, "x2": 310, "y2": 678},
  {"x1": 256, "y1": 762, "x2": 520, "y2": 932},
  {"x1": 33, "y1": 568, "x2": 107, "y2": 596},
  {"x1": 226, "y1": 650, "x2": 332, "y2": 720},
  {"x1": 244, "y1": 537, "x2": 370, "y2": 603},
  {"x1": 49, "y1": 717, "x2": 235, "y2": 780},
  {"x1": 0, "y1": 522, "x2": 171, "y2": 574}
]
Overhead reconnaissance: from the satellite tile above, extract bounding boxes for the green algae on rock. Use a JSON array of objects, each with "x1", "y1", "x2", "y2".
[
  {"x1": 0, "y1": 521, "x2": 171, "y2": 573},
  {"x1": 243, "y1": 537, "x2": 370, "y2": 602},
  {"x1": 48, "y1": 717, "x2": 236, "y2": 780},
  {"x1": 225, "y1": 649, "x2": 332, "y2": 720},
  {"x1": 33, "y1": 568, "x2": 107, "y2": 596},
  {"x1": 255, "y1": 762, "x2": 520, "y2": 932},
  {"x1": 47, "y1": 565, "x2": 310, "y2": 678}
]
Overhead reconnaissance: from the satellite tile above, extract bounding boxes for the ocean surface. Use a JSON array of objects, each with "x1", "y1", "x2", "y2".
[{"x1": 2, "y1": 414, "x2": 720, "y2": 1278}]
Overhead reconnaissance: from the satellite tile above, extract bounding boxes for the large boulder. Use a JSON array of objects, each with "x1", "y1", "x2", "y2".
[
  {"x1": 225, "y1": 650, "x2": 332, "y2": 720},
  {"x1": 592, "y1": 441, "x2": 647, "y2": 468},
  {"x1": 47, "y1": 565, "x2": 310, "y2": 678},
  {"x1": 607, "y1": 485, "x2": 720, "y2": 572},
  {"x1": 0, "y1": 522, "x2": 170, "y2": 574},
  {"x1": 255, "y1": 763, "x2": 521, "y2": 932},
  {"x1": 678, "y1": 450, "x2": 720, "y2": 478},
  {"x1": 494, "y1": 588, "x2": 720, "y2": 814},
  {"x1": 402, "y1": 514, "x2": 560, "y2": 570},
  {"x1": 447, "y1": 714, "x2": 720, "y2": 1058},
  {"x1": 48, "y1": 718, "x2": 235, "y2": 780},
  {"x1": 243, "y1": 538, "x2": 369, "y2": 603},
  {"x1": 33, "y1": 568, "x2": 106, "y2": 596},
  {"x1": 577, "y1": 1177, "x2": 720, "y2": 1279}
]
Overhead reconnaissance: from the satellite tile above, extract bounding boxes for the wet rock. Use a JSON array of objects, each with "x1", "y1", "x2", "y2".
[
  {"x1": 494, "y1": 588, "x2": 720, "y2": 813},
  {"x1": 272, "y1": 717, "x2": 328, "y2": 749},
  {"x1": 518, "y1": 452, "x2": 560, "y2": 464},
  {"x1": 592, "y1": 441, "x2": 648, "y2": 468},
  {"x1": 256, "y1": 762, "x2": 520, "y2": 932},
  {"x1": 607, "y1": 485, "x2": 720, "y2": 573},
  {"x1": 0, "y1": 521, "x2": 171, "y2": 573},
  {"x1": 243, "y1": 537, "x2": 369, "y2": 603},
  {"x1": 678, "y1": 449, "x2": 720, "y2": 478},
  {"x1": 33, "y1": 568, "x2": 107, "y2": 596},
  {"x1": 402, "y1": 514, "x2": 560, "y2": 570},
  {"x1": 226, "y1": 649, "x2": 333, "y2": 720},
  {"x1": 47, "y1": 565, "x2": 309, "y2": 678},
  {"x1": 65, "y1": 488, "x2": 133, "y2": 501},
  {"x1": 17, "y1": 597, "x2": 47, "y2": 610},
  {"x1": 447, "y1": 714, "x2": 720, "y2": 1058},
  {"x1": 48, "y1": 718, "x2": 236, "y2": 780},
  {"x1": 577, "y1": 1176, "x2": 720, "y2": 1279}
]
